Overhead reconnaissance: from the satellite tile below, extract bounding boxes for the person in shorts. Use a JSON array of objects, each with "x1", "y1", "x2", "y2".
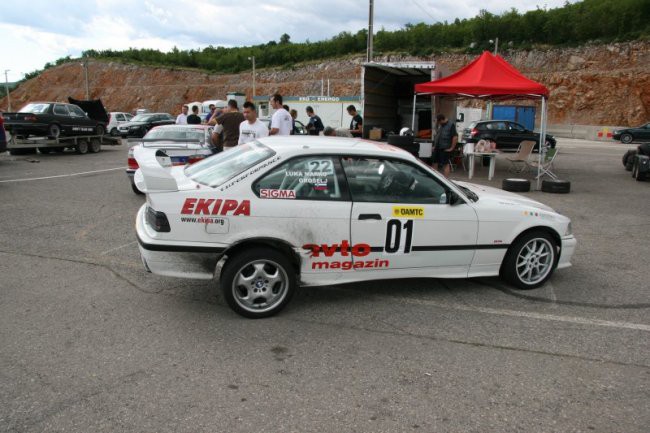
[{"x1": 432, "y1": 114, "x2": 458, "y2": 177}]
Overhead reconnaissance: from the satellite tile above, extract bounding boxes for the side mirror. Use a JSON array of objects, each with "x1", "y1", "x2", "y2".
[{"x1": 447, "y1": 191, "x2": 462, "y2": 205}]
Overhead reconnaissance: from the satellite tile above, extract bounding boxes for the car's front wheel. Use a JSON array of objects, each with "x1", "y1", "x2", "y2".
[
  {"x1": 620, "y1": 133, "x2": 633, "y2": 144},
  {"x1": 500, "y1": 231, "x2": 557, "y2": 290},
  {"x1": 221, "y1": 247, "x2": 296, "y2": 318}
]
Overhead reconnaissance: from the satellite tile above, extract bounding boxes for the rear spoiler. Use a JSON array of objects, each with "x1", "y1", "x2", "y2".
[{"x1": 133, "y1": 147, "x2": 179, "y2": 192}]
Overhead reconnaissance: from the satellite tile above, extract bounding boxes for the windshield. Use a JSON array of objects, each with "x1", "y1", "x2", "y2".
[
  {"x1": 185, "y1": 141, "x2": 275, "y2": 187},
  {"x1": 20, "y1": 103, "x2": 50, "y2": 114},
  {"x1": 452, "y1": 181, "x2": 479, "y2": 202},
  {"x1": 131, "y1": 114, "x2": 154, "y2": 122},
  {"x1": 144, "y1": 127, "x2": 206, "y2": 143}
]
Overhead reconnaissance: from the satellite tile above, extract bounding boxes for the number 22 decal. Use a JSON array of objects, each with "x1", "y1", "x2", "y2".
[{"x1": 385, "y1": 219, "x2": 413, "y2": 253}]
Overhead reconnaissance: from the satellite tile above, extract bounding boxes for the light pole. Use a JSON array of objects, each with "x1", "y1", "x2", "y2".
[
  {"x1": 367, "y1": 0, "x2": 374, "y2": 62},
  {"x1": 489, "y1": 37, "x2": 499, "y2": 55},
  {"x1": 248, "y1": 56, "x2": 256, "y2": 98},
  {"x1": 81, "y1": 59, "x2": 89, "y2": 99},
  {"x1": 3, "y1": 69, "x2": 11, "y2": 111}
]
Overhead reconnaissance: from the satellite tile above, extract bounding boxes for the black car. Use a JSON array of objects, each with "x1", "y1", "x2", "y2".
[
  {"x1": 3, "y1": 101, "x2": 107, "y2": 139},
  {"x1": 463, "y1": 120, "x2": 556, "y2": 151},
  {"x1": 613, "y1": 123, "x2": 650, "y2": 144},
  {"x1": 118, "y1": 113, "x2": 175, "y2": 138}
]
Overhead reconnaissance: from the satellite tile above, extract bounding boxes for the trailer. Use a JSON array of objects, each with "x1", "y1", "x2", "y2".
[{"x1": 7, "y1": 134, "x2": 122, "y2": 155}]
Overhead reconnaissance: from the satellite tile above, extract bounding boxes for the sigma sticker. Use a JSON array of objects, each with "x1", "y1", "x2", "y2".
[
  {"x1": 260, "y1": 189, "x2": 296, "y2": 199},
  {"x1": 181, "y1": 198, "x2": 250, "y2": 216},
  {"x1": 392, "y1": 206, "x2": 424, "y2": 219}
]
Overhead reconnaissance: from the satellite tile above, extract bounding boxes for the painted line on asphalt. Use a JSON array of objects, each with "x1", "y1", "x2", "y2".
[
  {"x1": 100, "y1": 241, "x2": 138, "y2": 255},
  {"x1": 389, "y1": 296, "x2": 650, "y2": 332},
  {"x1": 0, "y1": 167, "x2": 124, "y2": 183}
]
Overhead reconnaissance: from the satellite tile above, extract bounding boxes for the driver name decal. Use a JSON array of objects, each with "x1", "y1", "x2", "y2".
[
  {"x1": 392, "y1": 206, "x2": 424, "y2": 218},
  {"x1": 181, "y1": 198, "x2": 250, "y2": 216}
]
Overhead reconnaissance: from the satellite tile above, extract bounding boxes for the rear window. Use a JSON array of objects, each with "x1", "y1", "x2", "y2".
[
  {"x1": 131, "y1": 114, "x2": 153, "y2": 122},
  {"x1": 144, "y1": 127, "x2": 207, "y2": 143},
  {"x1": 20, "y1": 103, "x2": 50, "y2": 114},
  {"x1": 185, "y1": 141, "x2": 275, "y2": 188}
]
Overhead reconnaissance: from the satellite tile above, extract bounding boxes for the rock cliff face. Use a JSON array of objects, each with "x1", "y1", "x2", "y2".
[{"x1": 1, "y1": 41, "x2": 648, "y2": 127}]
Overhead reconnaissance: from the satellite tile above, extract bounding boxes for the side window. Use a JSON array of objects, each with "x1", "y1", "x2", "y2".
[
  {"x1": 116, "y1": 114, "x2": 125, "y2": 122},
  {"x1": 53, "y1": 104, "x2": 69, "y2": 116},
  {"x1": 341, "y1": 157, "x2": 448, "y2": 204},
  {"x1": 254, "y1": 155, "x2": 344, "y2": 201},
  {"x1": 68, "y1": 105, "x2": 86, "y2": 117},
  {"x1": 510, "y1": 123, "x2": 525, "y2": 132}
]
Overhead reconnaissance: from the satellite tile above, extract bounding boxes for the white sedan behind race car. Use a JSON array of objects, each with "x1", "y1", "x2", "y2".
[{"x1": 134, "y1": 136, "x2": 576, "y2": 318}]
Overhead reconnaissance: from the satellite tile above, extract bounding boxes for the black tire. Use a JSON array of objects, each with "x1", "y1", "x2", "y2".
[
  {"x1": 541, "y1": 179, "x2": 571, "y2": 193},
  {"x1": 76, "y1": 139, "x2": 89, "y2": 155},
  {"x1": 220, "y1": 247, "x2": 296, "y2": 319},
  {"x1": 623, "y1": 149, "x2": 636, "y2": 170},
  {"x1": 89, "y1": 139, "x2": 101, "y2": 153},
  {"x1": 38, "y1": 147, "x2": 52, "y2": 154},
  {"x1": 47, "y1": 124, "x2": 61, "y2": 139},
  {"x1": 502, "y1": 178, "x2": 530, "y2": 192},
  {"x1": 96, "y1": 125, "x2": 105, "y2": 136},
  {"x1": 131, "y1": 182, "x2": 144, "y2": 195},
  {"x1": 620, "y1": 133, "x2": 633, "y2": 144},
  {"x1": 633, "y1": 159, "x2": 646, "y2": 181},
  {"x1": 110, "y1": 127, "x2": 119, "y2": 137},
  {"x1": 500, "y1": 230, "x2": 558, "y2": 290}
]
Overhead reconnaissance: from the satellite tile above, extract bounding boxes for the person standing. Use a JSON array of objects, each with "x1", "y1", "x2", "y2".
[
  {"x1": 347, "y1": 105, "x2": 363, "y2": 137},
  {"x1": 305, "y1": 106, "x2": 324, "y2": 135},
  {"x1": 175, "y1": 105, "x2": 188, "y2": 124},
  {"x1": 289, "y1": 109, "x2": 299, "y2": 135},
  {"x1": 238, "y1": 102, "x2": 269, "y2": 145},
  {"x1": 214, "y1": 99, "x2": 245, "y2": 150},
  {"x1": 204, "y1": 104, "x2": 216, "y2": 124},
  {"x1": 431, "y1": 114, "x2": 458, "y2": 178},
  {"x1": 186, "y1": 105, "x2": 202, "y2": 125},
  {"x1": 269, "y1": 94, "x2": 292, "y2": 136}
]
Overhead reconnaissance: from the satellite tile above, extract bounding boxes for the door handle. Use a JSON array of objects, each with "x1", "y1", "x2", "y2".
[{"x1": 358, "y1": 213, "x2": 381, "y2": 220}]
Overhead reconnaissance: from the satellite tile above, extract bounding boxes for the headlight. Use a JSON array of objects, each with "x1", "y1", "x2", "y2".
[{"x1": 564, "y1": 222, "x2": 572, "y2": 236}]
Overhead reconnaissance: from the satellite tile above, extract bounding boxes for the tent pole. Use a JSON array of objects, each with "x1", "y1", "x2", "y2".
[
  {"x1": 411, "y1": 93, "x2": 417, "y2": 132},
  {"x1": 537, "y1": 97, "x2": 547, "y2": 190}
]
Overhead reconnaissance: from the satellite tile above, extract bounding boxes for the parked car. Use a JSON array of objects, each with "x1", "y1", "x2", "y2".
[
  {"x1": 133, "y1": 136, "x2": 576, "y2": 318},
  {"x1": 118, "y1": 113, "x2": 175, "y2": 138},
  {"x1": 613, "y1": 123, "x2": 650, "y2": 144},
  {"x1": 259, "y1": 118, "x2": 308, "y2": 135},
  {"x1": 127, "y1": 124, "x2": 216, "y2": 194},
  {"x1": 107, "y1": 112, "x2": 134, "y2": 136},
  {"x1": 3, "y1": 101, "x2": 107, "y2": 139},
  {"x1": 463, "y1": 120, "x2": 556, "y2": 151}
]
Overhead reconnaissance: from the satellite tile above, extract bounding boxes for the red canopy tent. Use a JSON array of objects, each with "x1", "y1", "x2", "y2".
[{"x1": 412, "y1": 51, "x2": 550, "y2": 188}]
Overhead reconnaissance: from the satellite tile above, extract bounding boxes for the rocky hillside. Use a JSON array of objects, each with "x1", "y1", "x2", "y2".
[{"x1": 1, "y1": 41, "x2": 648, "y2": 127}]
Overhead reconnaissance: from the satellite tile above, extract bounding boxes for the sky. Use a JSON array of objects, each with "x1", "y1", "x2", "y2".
[{"x1": 0, "y1": 0, "x2": 575, "y2": 81}]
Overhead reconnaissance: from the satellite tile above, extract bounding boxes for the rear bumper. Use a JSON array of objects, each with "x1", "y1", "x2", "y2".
[
  {"x1": 5, "y1": 123, "x2": 48, "y2": 136},
  {"x1": 557, "y1": 235, "x2": 577, "y2": 270},
  {"x1": 135, "y1": 205, "x2": 225, "y2": 279}
]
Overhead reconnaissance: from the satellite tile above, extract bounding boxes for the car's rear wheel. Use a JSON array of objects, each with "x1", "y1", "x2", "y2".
[
  {"x1": 110, "y1": 127, "x2": 119, "y2": 136},
  {"x1": 96, "y1": 125, "x2": 105, "y2": 136},
  {"x1": 48, "y1": 124, "x2": 61, "y2": 139},
  {"x1": 620, "y1": 133, "x2": 633, "y2": 144},
  {"x1": 221, "y1": 247, "x2": 296, "y2": 318},
  {"x1": 501, "y1": 231, "x2": 557, "y2": 290},
  {"x1": 76, "y1": 139, "x2": 89, "y2": 154}
]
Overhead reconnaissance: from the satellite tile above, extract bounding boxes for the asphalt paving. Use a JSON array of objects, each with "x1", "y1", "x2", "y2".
[{"x1": 0, "y1": 138, "x2": 648, "y2": 432}]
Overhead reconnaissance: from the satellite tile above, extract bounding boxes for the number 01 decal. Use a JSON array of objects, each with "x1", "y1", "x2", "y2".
[{"x1": 385, "y1": 219, "x2": 413, "y2": 253}]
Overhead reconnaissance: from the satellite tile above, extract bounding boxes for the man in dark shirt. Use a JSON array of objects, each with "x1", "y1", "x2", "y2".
[
  {"x1": 347, "y1": 105, "x2": 363, "y2": 137},
  {"x1": 306, "y1": 106, "x2": 324, "y2": 136},
  {"x1": 215, "y1": 99, "x2": 245, "y2": 149},
  {"x1": 432, "y1": 114, "x2": 458, "y2": 177},
  {"x1": 186, "y1": 105, "x2": 202, "y2": 125}
]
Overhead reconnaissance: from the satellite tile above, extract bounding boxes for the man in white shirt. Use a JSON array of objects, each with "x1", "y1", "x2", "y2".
[
  {"x1": 175, "y1": 105, "x2": 188, "y2": 124},
  {"x1": 269, "y1": 93, "x2": 292, "y2": 135},
  {"x1": 238, "y1": 102, "x2": 268, "y2": 145}
]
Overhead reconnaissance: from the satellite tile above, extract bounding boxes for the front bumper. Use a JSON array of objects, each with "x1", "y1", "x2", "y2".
[
  {"x1": 557, "y1": 235, "x2": 577, "y2": 269},
  {"x1": 135, "y1": 205, "x2": 225, "y2": 280}
]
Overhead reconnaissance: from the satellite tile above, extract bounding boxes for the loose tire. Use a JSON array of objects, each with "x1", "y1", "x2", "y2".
[
  {"x1": 221, "y1": 247, "x2": 296, "y2": 318},
  {"x1": 48, "y1": 124, "x2": 61, "y2": 139},
  {"x1": 76, "y1": 139, "x2": 89, "y2": 154},
  {"x1": 501, "y1": 230, "x2": 558, "y2": 290},
  {"x1": 541, "y1": 179, "x2": 571, "y2": 193},
  {"x1": 623, "y1": 149, "x2": 636, "y2": 171},
  {"x1": 96, "y1": 125, "x2": 105, "y2": 136},
  {"x1": 632, "y1": 159, "x2": 646, "y2": 181},
  {"x1": 502, "y1": 178, "x2": 530, "y2": 192},
  {"x1": 620, "y1": 133, "x2": 633, "y2": 144},
  {"x1": 89, "y1": 138, "x2": 101, "y2": 153}
]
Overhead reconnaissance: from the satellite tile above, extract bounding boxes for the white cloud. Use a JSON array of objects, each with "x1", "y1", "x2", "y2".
[{"x1": 0, "y1": 0, "x2": 575, "y2": 79}]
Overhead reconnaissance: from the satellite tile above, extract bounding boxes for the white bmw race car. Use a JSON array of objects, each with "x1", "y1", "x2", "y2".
[{"x1": 134, "y1": 136, "x2": 576, "y2": 318}]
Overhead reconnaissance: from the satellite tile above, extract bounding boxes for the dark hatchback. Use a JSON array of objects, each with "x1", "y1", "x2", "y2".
[
  {"x1": 3, "y1": 102, "x2": 107, "y2": 139},
  {"x1": 613, "y1": 123, "x2": 650, "y2": 144},
  {"x1": 118, "y1": 113, "x2": 175, "y2": 138},
  {"x1": 464, "y1": 120, "x2": 556, "y2": 151}
]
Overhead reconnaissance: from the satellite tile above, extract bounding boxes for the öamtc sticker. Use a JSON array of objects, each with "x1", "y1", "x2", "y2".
[{"x1": 392, "y1": 206, "x2": 424, "y2": 219}]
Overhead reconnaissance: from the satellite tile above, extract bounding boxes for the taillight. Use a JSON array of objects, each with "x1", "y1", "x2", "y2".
[
  {"x1": 146, "y1": 207, "x2": 171, "y2": 232},
  {"x1": 108, "y1": 113, "x2": 112, "y2": 123},
  {"x1": 128, "y1": 158, "x2": 139, "y2": 170},
  {"x1": 187, "y1": 155, "x2": 205, "y2": 164},
  {"x1": 470, "y1": 128, "x2": 478, "y2": 137}
]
